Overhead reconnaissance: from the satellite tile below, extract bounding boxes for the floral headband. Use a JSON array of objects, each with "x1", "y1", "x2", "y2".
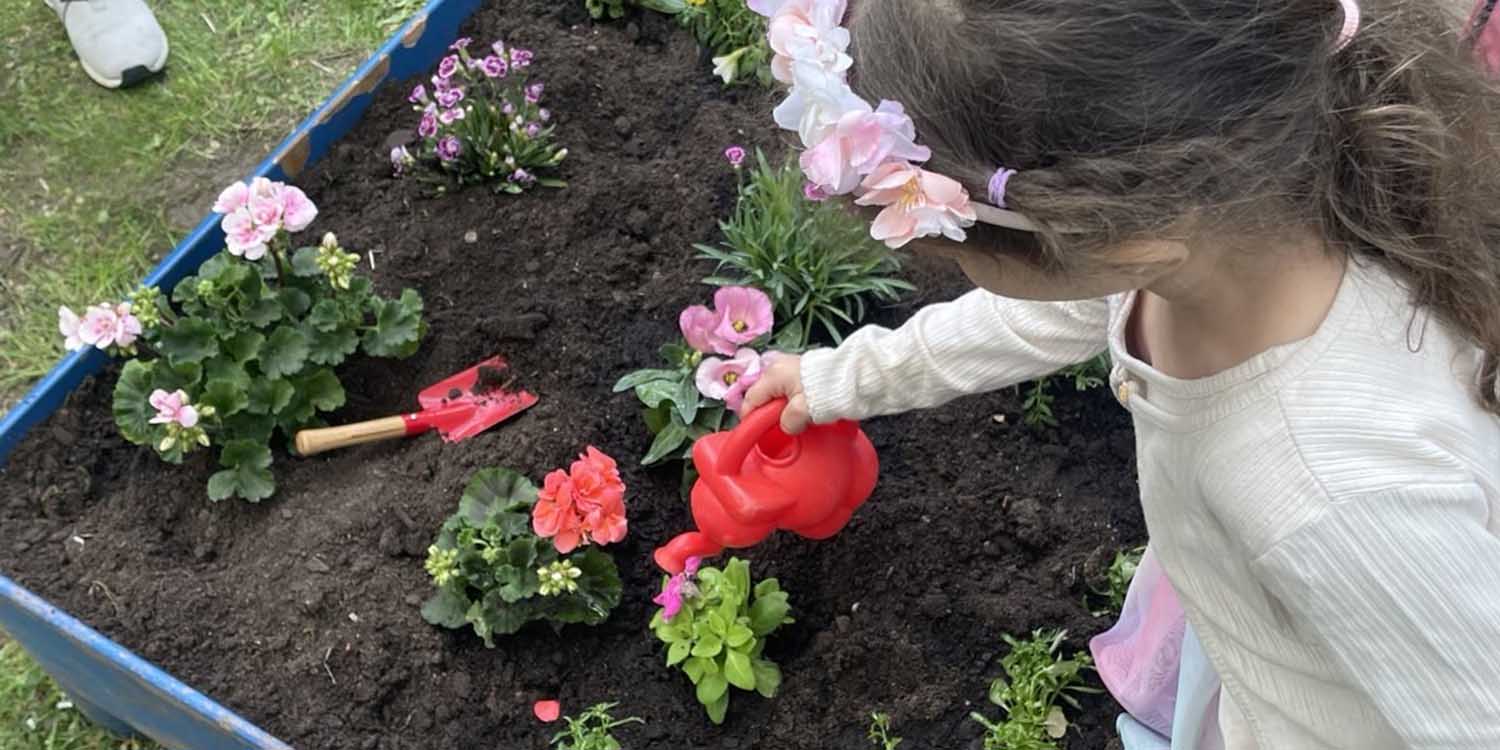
[{"x1": 748, "y1": 0, "x2": 1366, "y2": 249}]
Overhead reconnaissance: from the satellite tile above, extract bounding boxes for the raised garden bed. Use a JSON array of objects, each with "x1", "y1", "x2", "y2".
[{"x1": 0, "y1": 0, "x2": 1144, "y2": 747}]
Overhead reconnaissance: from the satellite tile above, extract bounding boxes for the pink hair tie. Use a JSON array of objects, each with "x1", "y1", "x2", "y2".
[
  {"x1": 1335, "y1": 0, "x2": 1361, "y2": 51},
  {"x1": 987, "y1": 167, "x2": 1017, "y2": 208}
]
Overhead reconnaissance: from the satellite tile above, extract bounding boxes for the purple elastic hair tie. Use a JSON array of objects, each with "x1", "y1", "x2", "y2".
[{"x1": 987, "y1": 167, "x2": 1017, "y2": 208}]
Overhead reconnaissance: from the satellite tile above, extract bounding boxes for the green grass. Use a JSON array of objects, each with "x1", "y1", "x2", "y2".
[
  {"x1": 0, "y1": 636, "x2": 160, "y2": 749},
  {"x1": 0, "y1": 0, "x2": 423, "y2": 409}
]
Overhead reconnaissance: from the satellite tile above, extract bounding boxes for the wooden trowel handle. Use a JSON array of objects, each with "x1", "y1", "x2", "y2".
[{"x1": 295, "y1": 416, "x2": 411, "y2": 456}]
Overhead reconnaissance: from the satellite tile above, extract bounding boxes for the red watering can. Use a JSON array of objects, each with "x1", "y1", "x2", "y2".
[{"x1": 652, "y1": 398, "x2": 879, "y2": 574}]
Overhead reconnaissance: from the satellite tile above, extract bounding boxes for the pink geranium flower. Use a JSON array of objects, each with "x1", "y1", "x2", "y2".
[
  {"x1": 58, "y1": 306, "x2": 84, "y2": 351},
  {"x1": 531, "y1": 447, "x2": 629, "y2": 554},
  {"x1": 711, "y1": 286, "x2": 774, "y2": 349},
  {"x1": 110, "y1": 302, "x2": 142, "y2": 348},
  {"x1": 532, "y1": 470, "x2": 584, "y2": 554},
  {"x1": 212, "y1": 181, "x2": 250, "y2": 214},
  {"x1": 246, "y1": 177, "x2": 284, "y2": 228},
  {"x1": 855, "y1": 161, "x2": 977, "y2": 248},
  {"x1": 799, "y1": 100, "x2": 930, "y2": 195},
  {"x1": 148, "y1": 389, "x2": 199, "y2": 428},
  {"x1": 696, "y1": 348, "x2": 764, "y2": 413},
  {"x1": 75, "y1": 303, "x2": 137, "y2": 349},
  {"x1": 222, "y1": 209, "x2": 275, "y2": 260},
  {"x1": 279, "y1": 185, "x2": 317, "y2": 233}
]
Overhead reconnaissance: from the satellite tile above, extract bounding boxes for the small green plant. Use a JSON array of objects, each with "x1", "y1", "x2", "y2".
[
  {"x1": 1021, "y1": 354, "x2": 1110, "y2": 427},
  {"x1": 1089, "y1": 545, "x2": 1145, "y2": 617},
  {"x1": 550, "y1": 703, "x2": 645, "y2": 750},
  {"x1": 698, "y1": 151, "x2": 914, "y2": 349},
  {"x1": 421, "y1": 467, "x2": 623, "y2": 645},
  {"x1": 868, "y1": 711, "x2": 903, "y2": 749},
  {"x1": 650, "y1": 557, "x2": 793, "y2": 724},
  {"x1": 63, "y1": 180, "x2": 427, "y2": 502},
  {"x1": 969, "y1": 630, "x2": 1100, "y2": 750},
  {"x1": 584, "y1": 0, "x2": 628, "y2": 20}
]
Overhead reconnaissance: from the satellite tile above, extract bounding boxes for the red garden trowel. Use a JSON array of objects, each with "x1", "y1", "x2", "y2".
[{"x1": 293, "y1": 356, "x2": 537, "y2": 456}]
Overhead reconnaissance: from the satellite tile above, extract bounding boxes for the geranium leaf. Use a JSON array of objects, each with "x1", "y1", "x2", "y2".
[
  {"x1": 305, "y1": 326, "x2": 359, "y2": 367},
  {"x1": 293, "y1": 367, "x2": 345, "y2": 412},
  {"x1": 260, "y1": 326, "x2": 310, "y2": 379},
  {"x1": 207, "y1": 440, "x2": 274, "y2": 502},
  {"x1": 306, "y1": 299, "x2": 343, "y2": 333},
  {"x1": 291, "y1": 246, "x2": 322, "y2": 277},
  {"x1": 158, "y1": 318, "x2": 219, "y2": 367},
  {"x1": 200, "y1": 378, "x2": 249, "y2": 418},
  {"x1": 246, "y1": 377, "x2": 295, "y2": 415},
  {"x1": 460, "y1": 468, "x2": 538, "y2": 521},
  {"x1": 421, "y1": 588, "x2": 471, "y2": 628},
  {"x1": 221, "y1": 331, "x2": 265, "y2": 363},
  {"x1": 361, "y1": 289, "x2": 426, "y2": 358}
]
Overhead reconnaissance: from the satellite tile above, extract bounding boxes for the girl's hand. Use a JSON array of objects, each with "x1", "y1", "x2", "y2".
[{"x1": 743, "y1": 354, "x2": 811, "y2": 434}]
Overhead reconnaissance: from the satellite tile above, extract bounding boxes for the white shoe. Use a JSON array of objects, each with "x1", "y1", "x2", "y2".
[{"x1": 46, "y1": 0, "x2": 169, "y2": 89}]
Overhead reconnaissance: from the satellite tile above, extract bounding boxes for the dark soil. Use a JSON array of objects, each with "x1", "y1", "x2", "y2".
[{"x1": 0, "y1": 1, "x2": 1144, "y2": 748}]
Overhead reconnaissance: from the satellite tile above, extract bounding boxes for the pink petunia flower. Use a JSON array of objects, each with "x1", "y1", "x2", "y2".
[
  {"x1": 148, "y1": 389, "x2": 199, "y2": 428},
  {"x1": 799, "y1": 100, "x2": 930, "y2": 195},
  {"x1": 711, "y1": 286, "x2": 774, "y2": 349},
  {"x1": 222, "y1": 209, "x2": 276, "y2": 261},
  {"x1": 480, "y1": 55, "x2": 508, "y2": 78},
  {"x1": 653, "y1": 556, "x2": 704, "y2": 620},
  {"x1": 279, "y1": 185, "x2": 317, "y2": 233},
  {"x1": 724, "y1": 145, "x2": 747, "y2": 168},
  {"x1": 58, "y1": 306, "x2": 84, "y2": 351},
  {"x1": 211, "y1": 181, "x2": 250, "y2": 214},
  {"x1": 695, "y1": 348, "x2": 765, "y2": 413},
  {"x1": 855, "y1": 162, "x2": 978, "y2": 248}
]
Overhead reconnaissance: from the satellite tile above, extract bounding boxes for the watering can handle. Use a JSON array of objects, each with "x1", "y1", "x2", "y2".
[{"x1": 717, "y1": 399, "x2": 787, "y2": 476}]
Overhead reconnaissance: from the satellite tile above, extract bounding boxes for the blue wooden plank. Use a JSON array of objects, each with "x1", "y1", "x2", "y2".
[
  {"x1": 0, "y1": 575, "x2": 292, "y2": 749},
  {"x1": 0, "y1": 0, "x2": 485, "y2": 744},
  {"x1": 0, "y1": 0, "x2": 483, "y2": 464}
]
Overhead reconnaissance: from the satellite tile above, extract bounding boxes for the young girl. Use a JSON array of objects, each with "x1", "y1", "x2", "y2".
[{"x1": 741, "y1": 0, "x2": 1500, "y2": 747}]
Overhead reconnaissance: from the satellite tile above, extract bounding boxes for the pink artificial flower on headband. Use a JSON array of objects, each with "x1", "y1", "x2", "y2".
[
  {"x1": 856, "y1": 162, "x2": 977, "y2": 248},
  {"x1": 800, "y1": 100, "x2": 931, "y2": 195},
  {"x1": 759, "y1": 0, "x2": 852, "y2": 84}
]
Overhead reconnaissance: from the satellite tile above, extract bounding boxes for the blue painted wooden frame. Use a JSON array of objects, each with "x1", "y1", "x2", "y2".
[{"x1": 0, "y1": 0, "x2": 481, "y2": 745}]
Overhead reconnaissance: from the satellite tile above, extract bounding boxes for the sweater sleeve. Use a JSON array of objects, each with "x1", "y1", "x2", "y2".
[
  {"x1": 798, "y1": 290, "x2": 1111, "y2": 423},
  {"x1": 1252, "y1": 485, "x2": 1500, "y2": 748}
]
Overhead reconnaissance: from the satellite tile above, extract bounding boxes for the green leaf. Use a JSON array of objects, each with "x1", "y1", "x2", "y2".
[
  {"x1": 158, "y1": 318, "x2": 219, "y2": 367},
  {"x1": 696, "y1": 672, "x2": 728, "y2": 706},
  {"x1": 691, "y1": 634, "x2": 723, "y2": 658},
  {"x1": 682, "y1": 656, "x2": 709, "y2": 684},
  {"x1": 459, "y1": 468, "x2": 538, "y2": 521},
  {"x1": 246, "y1": 377, "x2": 295, "y2": 416},
  {"x1": 203, "y1": 357, "x2": 251, "y2": 392},
  {"x1": 727, "y1": 623, "x2": 755, "y2": 649},
  {"x1": 643, "y1": 402, "x2": 672, "y2": 435},
  {"x1": 200, "y1": 378, "x2": 249, "y2": 418},
  {"x1": 643, "y1": 417, "x2": 691, "y2": 465},
  {"x1": 305, "y1": 326, "x2": 359, "y2": 367},
  {"x1": 724, "y1": 649, "x2": 755, "y2": 691},
  {"x1": 293, "y1": 368, "x2": 345, "y2": 412},
  {"x1": 634, "y1": 380, "x2": 679, "y2": 409},
  {"x1": 749, "y1": 591, "x2": 791, "y2": 636},
  {"x1": 753, "y1": 578, "x2": 781, "y2": 599},
  {"x1": 306, "y1": 299, "x2": 343, "y2": 332},
  {"x1": 111, "y1": 359, "x2": 159, "y2": 445},
  {"x1": 637, "y1": 0, "x2": 686, "y2": 13},
  {"x1": 421, "y1": 588, "x2": 471, "y2": 628},
  {"x1": 260, "y1": 326, "x2": 310, "y2": 379},
  {"x1": 222, "y1": 412, "x2": 276, "y2": 445},
  {"x1": 724, "y1": 558, "x2": 751, "y2": 604},
  {"x1": 242, "y1": 296, "x2": 284, "y2": 327},
  {"x1": 659, "y1": 342, "x2": 694, "y2": 365},
  {"x1": 207, "y1": 440, "x2": 275, "y2": 502},
  {"x1": 362, "y1": 289, "x2": 426, "y2": 358},
  {"x1": 279, "y1": 287, "x2": 312, "y2": 317},
  {"x1": 751, "y1": 658, "x2": 782, "y2": 698},
  {"x1": 705, "y1": 692, "x2": 730, "y2": 725},
  {"x1": 674, "y1": 376, "x2": 700, "y2": 424},
  {"x1": 496, "y1": 566, "x2": 534, "y2": 603},
  {"x1": 707, "y1": 611, "x2": 729, "y2": 635},
  {"x1": 667, "y1": 640, "x2": 691, "y2": 667},
  {"x1": 291, "y1": 246, "x2": 322, "y2": 277},
  {"x1": 221, "y1": 331, "x2": 265, "y2": 363},
  {"x1": 613, "y1": 369, "x2": 680, "y2": 392}
]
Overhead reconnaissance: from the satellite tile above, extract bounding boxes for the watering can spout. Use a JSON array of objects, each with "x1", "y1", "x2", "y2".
[{"x1": 651, "y1": 399, "x2": 878, "y2": 573}]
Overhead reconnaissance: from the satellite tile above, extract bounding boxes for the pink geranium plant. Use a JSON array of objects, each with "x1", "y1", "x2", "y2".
[
  {"x1": 57, "y1": 180, "x2": 426, "y2": 502},
  {"x1": 397, "y1": 35, "x2": 567, "y2": 195}
]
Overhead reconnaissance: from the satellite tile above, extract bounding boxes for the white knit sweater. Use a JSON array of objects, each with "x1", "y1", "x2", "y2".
[{"x1": 800, "y1": 259, "x2": 1500, "y2": 749}]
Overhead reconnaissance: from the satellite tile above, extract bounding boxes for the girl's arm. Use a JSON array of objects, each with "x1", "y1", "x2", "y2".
[
  {"x1": 799, "y1": 290, "x2": 1111, "y2": 423},
  {"x1": 1254, "y1": 484, "x2": 1500, "y2": 747}
]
